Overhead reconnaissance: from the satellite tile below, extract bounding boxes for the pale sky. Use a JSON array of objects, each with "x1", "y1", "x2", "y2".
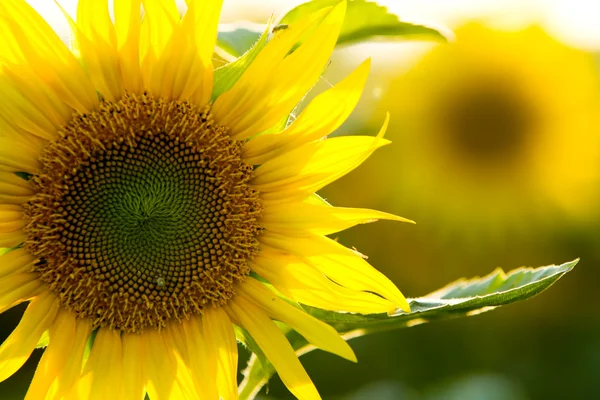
[{"x1": 25, "y1": 0, "x2": 600, "y2": 50}]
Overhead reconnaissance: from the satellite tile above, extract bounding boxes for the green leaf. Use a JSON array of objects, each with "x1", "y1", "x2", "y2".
[
  {"x1": 216, "y1": 23, "x2": 263, "y2": 58},
  {"x1": 279, "y1": 0, "x2": 448, "y2": 46},
  {"x1": 238, "y1": 259, "x2": 577, "y2": 399},
  {"x1": 239, "y1": 353, "x2": 275, "y2": 400},
  {"x1": 36, "y1": 330, "x2": 50, "y2": 349},
  {"x1": 212, "y1": 23, "x2": 269, "y2": 101},
  {"x1": 234, "y1": 326, "x2": 269, "y2": 370},
  {"x1": 14, "y1": 172, "x2": 32, "y2": 181},
  {"x1": 82, "y1": 328, "x2": 98, "y2": 365},
  {"x1": 309, "y1": 259, "x2": 577, "y2": 335},
  {"x1": 212, "y1": 0, "x2": 447, "y2": 103},
  {"x1": 213, "y1": 0, "x2": 447, "y2": 76}
]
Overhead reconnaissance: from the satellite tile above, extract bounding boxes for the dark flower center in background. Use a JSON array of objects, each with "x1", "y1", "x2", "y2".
[{"x1": 439, "y1": 79, "x2": 535, "y2": 166}]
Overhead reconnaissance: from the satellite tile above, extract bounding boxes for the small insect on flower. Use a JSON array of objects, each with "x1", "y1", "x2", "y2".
[{"x1": 272, "y1": 24, "x2": 289, "y2": 33}]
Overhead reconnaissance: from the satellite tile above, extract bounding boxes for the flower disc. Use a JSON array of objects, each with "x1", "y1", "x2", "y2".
[
  {"x1": 23, "y1": 92, "x2": 262, "y2": 332},
  {"x1": 439, "y1": 81, "x2": 535, "y2": 165}
]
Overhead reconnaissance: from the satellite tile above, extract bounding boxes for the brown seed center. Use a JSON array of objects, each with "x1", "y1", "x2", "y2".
[{"x1": 23, "y1": 92, "x2": 262, "y2": 333}]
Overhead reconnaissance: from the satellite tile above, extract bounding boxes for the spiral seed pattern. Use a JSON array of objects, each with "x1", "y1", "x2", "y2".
[{"x1": 24, "y1": 92, "x2": 262, "y2": 332}]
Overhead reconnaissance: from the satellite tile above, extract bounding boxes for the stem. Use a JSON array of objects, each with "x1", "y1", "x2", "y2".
[{"x1": 238, "y1": 353, "x2": 274, "y2": 400}]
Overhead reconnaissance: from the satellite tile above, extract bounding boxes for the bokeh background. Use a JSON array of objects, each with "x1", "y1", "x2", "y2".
[{"x1": 2, "y1": 0, "x2": 600, "y2": 399}]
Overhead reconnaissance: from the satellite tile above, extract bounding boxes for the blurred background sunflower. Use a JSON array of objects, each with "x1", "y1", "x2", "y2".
[
  {"x1": 360, "y1": 22, "x2": 600, "y2": 244},
  {"x1": 3, "y1": 1, "x2": 600, "y2": 400},
  {"x1": 318, "y1": 1, "x2": 600, "y2": 399}
]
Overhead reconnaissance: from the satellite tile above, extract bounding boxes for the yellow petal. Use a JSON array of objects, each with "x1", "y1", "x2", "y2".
[
  {"x1": 251, "y1": 246, "x2": 397, "y2": 314},
  {"x1": 0, "y1": 231, "x2": 26, "y2": 248},
  {"x1": 166, "y1": 322, "x2": 189, "y2": 363},
  {"x1": 140, "y1": 0, "x2": 179, "y2": 57},
  {"x1": 0, "y1": 172, "x2": 34, "y2": 194},
  {"x1": 243, "y1": 58, "x2": 371, "y2": 165},
  {"x1": 142, "y1": 329, "x2": 178, "y2": 400},
  {"x1": 0, "y1": 179, "x2": 34, "y2": 204},
  {"x1": 0, "y1": 201, "x2": 26, "y2": 232},
  {"x1": 254, "y1": 116, "x2": 390, "y2": 203},
  {"x1": 139, "y1": 0, "x2": 221, "y2": 103},
  {"x1": 114, "y1": 0, "x2": 143, "y2": 93},
  {"x1": 226, "y1": 296, "x2": 321, "y2": 400},
  {"x1": 304, "y1": 194, "x2": 331, "y2": 206},
  {"x1": 0, "y1": 272, "x2": 44, "y2": 314},
  {"x1": 0, "y1": 114, "x2": 43, "y2": 148},
  {"x1": 180, "y1": 317, "x2": 219, "y2": 400},
  {"x1": 262, "y1": 202, "x2": 413, "y2": 236},
  {"x1": 0, "y1": 219, "x2": 26, "y2": 234},
  {"x1": 0, "y1": 291, "x2": 58, "y2": 382},
  {"x1": 140, "y1": 0, "x2": 179, "y2": 96},
  {"x1": 0, "y1": 137, "x2": 42, "y2": 174},
  {"x1": 142, "y1": 329, "x2": 197, "y2": 400},
  {"x1": 77, "y1": 328, "x2": 124, "y2": 400},
  {"x1": 1, "y1": 0, "x2": 98, "y2": 112},
  {"x1": 77, "y1": 0, "x2": 116, "y2": 54},
  {"x1": 51, "y1": 318, "x2": 93, "y2": 399},
  {"x1": 182, "y1": 0, "x2": 223, "y2": 105},
  {"x1": 0, "y1": 205, "x2": 25, "y2": 223},
  {"x1": 239, "y1": 278, "x2": 356, "y2": 362},
  {"x1": 122, "y1": 334, "x2": 145, "y2": 400},
  {"x1": 143, "y1": 320, "x2": 219, "y2": 400},
  {"x1": 260, "y1": 232, "x2": 410, "y2": 313},
  {"x1": 213, "y1": 3, "x2": 345, "y2": 140},
  {"x1": 25, "y1": 308, "x2": 76, "y2": 400},
  {"x1": 202, "y1": 307, "x2": 238, "y2": 400},
  {"x1": 146, "y1": 11, "x2": 204, "y2": 101},
  {"x1": 0, "y1": 65, "x2": 73, "y2": 135},
  {"x1": 0, "y1": 72, "x2": 62, "y2": 142},
  {"x1": 0, "y1": 171, "x2": 33, "y2": 186},
  {"x1": 0, "y1": 247, "x2": 35, "y2": 278},
  {"x1": 185, "y1": 0, "x2": 222, "y2": 68},
  {"x1": 74, "y1": 0, "x2": 123, "y2": 101},
  {"x1": 0, "y1": 193, "x2": 31, "y2": 206}
]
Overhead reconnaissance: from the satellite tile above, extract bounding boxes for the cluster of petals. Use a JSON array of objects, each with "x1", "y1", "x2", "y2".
[{"x1": 0, "y1": 0, "x2": 410, "y2": 399}]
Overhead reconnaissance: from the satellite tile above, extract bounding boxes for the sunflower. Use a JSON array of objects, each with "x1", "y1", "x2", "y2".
[
  {"x1": 0, "y1": 0, "x2": 411, "y2": 399},
  {"x1": 369, "y1": 23, "x2": 600, "y2": 241}
]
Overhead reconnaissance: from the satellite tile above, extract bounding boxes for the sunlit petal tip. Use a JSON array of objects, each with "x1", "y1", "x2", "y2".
[
  {"x1": 378, "y1": 112, "x2": 391, "y2": 140},
  {"x1": 394, "y1": 296, "x2": 411, "y2": 314},
  {"x1": 212, "y1": 0, "x2": 345, "y2": 140},
  {"x1": 239, "y1": 279, "x2": 357, "y2": 363},
  {"x1": 0, "y1": 291, "x2": 58, "y2": 383},
  {"x1": 227, "y1": 295, "x2": 322, "y2": 400},
  {"x1": 242, "y1": 56, "x2": 374, "y2": 165},
  {"x1": 389, "y1": 214, "x2": 417, "y2": 225}
]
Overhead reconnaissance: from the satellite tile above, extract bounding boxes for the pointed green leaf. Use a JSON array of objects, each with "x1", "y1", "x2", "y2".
[
  {"x1": 212, "y1": 23, "x2": 270, "y2": 101},
  {"x1": 213, "y1": 0, "x2": 447, "y2": 105},
  {"x1": 307, "y1": 259, "x2": 577, "y2": 336},
  {"x1": 36, "y1": 329, "x2": 50, "y2": 349},
  {"x1": 216, "y1": 23, "x2": 263, "y2": 58},
  {"x1": 238, "y1": 259, "x2": 577, "y2": 399},
  {"x1": 215, "y1": 0, "x2": 448, "y2": 64},
  {"x1": 234, "y1": 325, "x2": 268, "y2": 368},
  {"x1": 279, "y1": 0, "x2": 448, "y2": 46}
]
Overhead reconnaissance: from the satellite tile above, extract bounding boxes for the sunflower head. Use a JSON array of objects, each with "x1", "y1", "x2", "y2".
[
  {"x1": 371, "y1": 22, "x2": 600, "y2": 239},
  {"x1": 23, "y1": 92, "x2": 262, "y2": 333},
  {"x1": 0, "y1": 0, "x2": 410, "y2": 398}
]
